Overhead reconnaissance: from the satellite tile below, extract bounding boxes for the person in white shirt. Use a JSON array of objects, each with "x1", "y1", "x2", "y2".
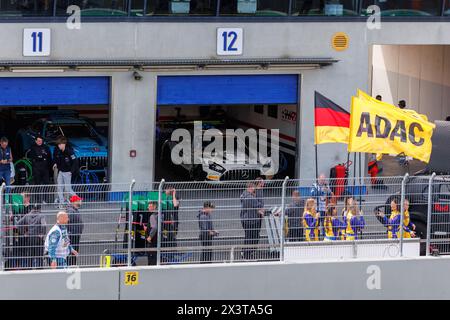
[{"x1": 44, "y1": 211, "x2": 78, "y2": 269}]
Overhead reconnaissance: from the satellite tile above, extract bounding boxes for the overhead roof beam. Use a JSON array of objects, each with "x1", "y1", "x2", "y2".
[{"x1": 0, "y1": 58, "x2": 338, "y2": 71}]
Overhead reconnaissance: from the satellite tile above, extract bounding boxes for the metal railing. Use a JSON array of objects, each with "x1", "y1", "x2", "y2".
[{"x1": 0, "y1": 173, "x2": 447, "y2": 271}]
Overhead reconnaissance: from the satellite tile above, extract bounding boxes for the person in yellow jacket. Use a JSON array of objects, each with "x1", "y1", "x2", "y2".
[
  {"x1": 341, "y1": 197, "x2": 354, "y2": 240},
  {"x1": 377, "y1": 199, "x2": 416, "y2": 239},
  {"x1": 343, "y1": 200, "x2": 365, "y2": 240},
  {"x1": 323, "y1": 205, "x2": 345, "y2": 241},
  {"x1": 302, "y1": 198, "x2": 320, "y2": 242}
]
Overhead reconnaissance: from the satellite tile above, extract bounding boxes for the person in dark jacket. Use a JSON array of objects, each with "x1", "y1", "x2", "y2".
[
  {"x1": 0, "y1": 136, "x2": 13, "y2": 187},
  {"x1": 145, "y1": 201, "x2": 159, "y2": 265},
  {"x1": 240, "y1": 182, "x2": 264, "y2": 259},
  {"x1": 286, "y1": 190, "x2": 304, "y2": 242},
  {"x1": 162, "y1": 187, "x2": 180, "y2": 249},
  {"x1": 28, "y1": 135, "x2": 52, "y2": 203},
  {"x1": 16, "y1": 204, "x2": 46, "y2": 269},
  {"x1": 66, "y1": 195, "x2": 84, "y2": 266},
  {"x1": 198, "y1": 201, "x2": 218, "y2": 264},
  {"x1": 52, "y1": 136, "x2": 78, "y2": 207}
]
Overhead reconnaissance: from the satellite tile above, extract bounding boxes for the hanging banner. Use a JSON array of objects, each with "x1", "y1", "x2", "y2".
[{"x1": 348, "y1": 91, "x2": 435, "y2": 163}]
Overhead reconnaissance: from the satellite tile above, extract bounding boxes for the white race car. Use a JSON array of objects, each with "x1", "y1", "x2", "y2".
[{"x1": 160, "y1": 130, "x2": 276, "y2": 181}]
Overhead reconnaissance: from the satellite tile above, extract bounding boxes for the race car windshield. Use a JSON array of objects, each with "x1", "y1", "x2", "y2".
[
  {"x1": 46, "y1": 124, "x2": 95, "y2": 138},
  {"x1": 200, "y1": 135, "x2": 252, "y2": 158}
]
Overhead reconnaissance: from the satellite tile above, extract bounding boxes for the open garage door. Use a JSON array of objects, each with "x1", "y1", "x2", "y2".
[
  {"x1": 155, "y1": 74, "x2": 299, "y2": 182},
  {"x1": 0, "y1": 76, "x2": 110, "y2": 185}
]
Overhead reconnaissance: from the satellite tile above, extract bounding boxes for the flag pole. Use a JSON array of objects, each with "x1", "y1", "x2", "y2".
[
  {"x1": 315, "y1": 144, "x2": 319, "y2": 181},
  {"x1": 353, "y1": 152, "x2": 357, "y2": 190},
  {"x1": 314, "y1": 91, "x2": 318, "y2": 182},
  {"x1": 358, "y1": 152, "x2": 362, "y2": 210}
]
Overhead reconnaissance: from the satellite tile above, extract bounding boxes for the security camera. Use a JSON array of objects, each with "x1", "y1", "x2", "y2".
[{"x1": 133, "y1": 71, "x2": 143, "y2": 81}]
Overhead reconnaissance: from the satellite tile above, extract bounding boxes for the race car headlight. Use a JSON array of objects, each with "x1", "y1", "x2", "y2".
[{"x1": 208, "y1": 162, "x2": 226, "y2": 173}]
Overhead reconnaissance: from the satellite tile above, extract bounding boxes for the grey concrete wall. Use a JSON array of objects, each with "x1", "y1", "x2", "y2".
[
  {"x1": 3, "y1": 256, "x2": 450, "y2": 299},
  {"x1": 0, "y1": 267, "x2": 119, "y2": 299},
  {"x1": 372, "y1": 45, "x2": 450, "y2": 121},
  {"x1": 0, "y1": 22, "x2": 449, "y2": 181}
]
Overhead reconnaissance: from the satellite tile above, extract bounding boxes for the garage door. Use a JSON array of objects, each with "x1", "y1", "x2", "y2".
[
  {"x1": 0, "y1": 77, "x2": 109, "y2": 106},
  {"x1": 157, "y1": 75, "x2": 298, "y2": 105}
]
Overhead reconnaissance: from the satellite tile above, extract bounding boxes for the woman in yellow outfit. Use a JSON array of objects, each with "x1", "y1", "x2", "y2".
[
  {"x1": 302, "y1": 198, "x2": 320, "y2": 242},
  {"x1": 323, "y1": 205, "x2": 345, "y2": 241},
  {"x1": 377, "y1": 199, "x2": 416, "y2": 239},
  {"x1": 343, "y1": 199, "x2": 365, "y2": 240},
  {"x1": 341, "y1": 197, "x2": 354, "y2": 240}
]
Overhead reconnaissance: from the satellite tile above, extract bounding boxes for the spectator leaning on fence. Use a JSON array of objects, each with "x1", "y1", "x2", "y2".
[
  {"x1": 240, "y1": 182, "x2": 264, "y2": 259},
  {"x1": 16, "y1": 204, "x2": 46, "y2": 269},
  {"x1": 302, "y1": 198, "x2": 320, "y2": 242},
  {"x1": 198, "y1": 201, "x2": 218, "y2": 264},
  {"x1": 45, "y1": 211, "x2": 78, "y2": 269},
  {"x1": 145, "y1": 201, "x2": 159, "y2": 266},
  {"x1": 286, "y1": 190, "x2": 304, "y2": 242},
  {"x1": 310, "y1": 173, "x2": 334, "y2": 237},
  {"x1": 343, "y1": 199, "x2": 365, "y2": 241},
  {"x1": 376, "y1": 198, "x2": 416, "y2": 239},
  {"x1": 66, "y1": 195, "x2": 84, "y2": 266},
  {"x1": 16, "y1": 192, "x2": 32, "y2": 218},
  {"x1": 323, "y1": 205, "x2": 345, "y2": 242},
  {"x1": 53, "y1": 136, "x2": 78, "y2": 208}
]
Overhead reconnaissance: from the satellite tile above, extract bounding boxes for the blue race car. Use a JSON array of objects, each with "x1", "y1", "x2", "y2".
[{"x1": 16, "y1": 116, "x2": 108, "y2": 174}]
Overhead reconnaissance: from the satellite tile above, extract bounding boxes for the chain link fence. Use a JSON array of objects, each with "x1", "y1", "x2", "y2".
[{"x1": 0, "y1": 174, "x2": 446, "y2": 271}]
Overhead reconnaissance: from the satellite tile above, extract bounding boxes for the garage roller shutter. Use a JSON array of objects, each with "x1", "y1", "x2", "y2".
[
  {"x1": 157, "y1": 75, "x2": 298, "y2": 105},
  {"x1": 0, "y1": 77, "x2": 109, "y2": 106}
]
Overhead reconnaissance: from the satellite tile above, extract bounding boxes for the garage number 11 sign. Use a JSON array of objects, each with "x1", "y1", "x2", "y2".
[
  {"x1": 217, "y1": 28, "x2": 243, "y2": 56},
  {"x1": 23, "y1": 29, "x2": 51, "y2": 57}
]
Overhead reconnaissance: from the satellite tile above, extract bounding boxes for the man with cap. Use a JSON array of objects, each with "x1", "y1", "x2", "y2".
[
  {"x1": 198, "y1": 201, "x2": 218, "y2": 263},
  {"x1": 28, "y1": 135, "x2": 52, "y2": 203},
  {"x1": 66, "y1": 195, "x2": 84, "y2": 266}
]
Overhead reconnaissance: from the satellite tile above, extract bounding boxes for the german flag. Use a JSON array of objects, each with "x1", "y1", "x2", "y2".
[{"x1": 314, "y1": 91, "x2": 350, "y2": 145}]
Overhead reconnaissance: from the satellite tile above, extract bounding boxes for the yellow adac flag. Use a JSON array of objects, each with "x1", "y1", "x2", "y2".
[
  {"x1": 348, "y1": 93, "x2": 435, "y2": 163},
  {"x1": 357, "y1": 89, "x2": 429, "y2": 122}
]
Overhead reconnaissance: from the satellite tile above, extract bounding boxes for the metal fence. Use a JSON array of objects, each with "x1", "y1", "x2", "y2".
[{"x1": 0, "y1": 173, "x2": 448, "y2": 271}]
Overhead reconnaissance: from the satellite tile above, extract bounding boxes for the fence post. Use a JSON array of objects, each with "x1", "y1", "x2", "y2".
[
  {"x1": 399, "y1": 173, "x2": 409, "y2": 257},
  {"x1": 0, "y1": 183, "x2": 5, "y2": 271},
  {"x1": 127, "y1": 179, "x2": 136, "y2": 267},
  {"x1": 157, "y1": 179, "x2": 165, "y2": 266},
  {"x1": 426, "y1": 173, "x2": 436, "y2": 256},
  {"x1": 280, "y1": 176, "x2": 289, "y2": 262}
]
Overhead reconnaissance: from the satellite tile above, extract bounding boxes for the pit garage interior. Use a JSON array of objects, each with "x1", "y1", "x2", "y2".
[
  {"x1": 370, "y1": 44, "x2": 450, "y2": 176},
  {"x1": 0, "y1": 76, "x2": 110, "y2": 185},
  {"x1": 154, "y1": 74, "x2": 299, "y2": 182}
]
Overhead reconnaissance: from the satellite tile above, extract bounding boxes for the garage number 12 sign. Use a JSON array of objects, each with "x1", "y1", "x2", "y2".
[
  {"x1": 23, "y1": 29, "x2": 51, "y2": 57},
  {"x1": 217, "y1": 28, "x2": 243, "y2": 56}
]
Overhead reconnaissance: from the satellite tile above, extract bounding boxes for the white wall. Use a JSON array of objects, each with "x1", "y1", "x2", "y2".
[
  {"x1": 372, "y1": 45, "x2": 450, "y2": 121},
  {"x1": 4, "y1": 256, "x2": 450, "y2": 300}
]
